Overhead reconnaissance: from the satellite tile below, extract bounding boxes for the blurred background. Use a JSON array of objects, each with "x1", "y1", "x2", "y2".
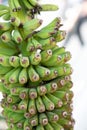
[{"x1": 0, "y1": 0, "x2": 87, "y2": 129}]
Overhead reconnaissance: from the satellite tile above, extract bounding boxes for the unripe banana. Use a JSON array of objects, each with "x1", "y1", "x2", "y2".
[
  {"x1": 35, "y1": 65, "x2": 50, "y2": 78},
  {"x1": 46, "y1": 93, "x2": 63, "y2": 108},
  {"x1": 32, "y1": 38, "x2": 42, "y2": 49},
  {"x1": 9, "y1": 56, "x2": 20, "y2": 67},
  {"x1": 41, "y1": 51, "x2": 71, "y2": 67},
  {"x1": 12, "y1": 29, "x2": 23, "y2": 44},
  {"x1": 29, "y1": 51, "x2": 41, "y2": 65},
  {"x1": 42, "y1": 95, "x2": 54, "y2": 111},
  {"x1": 28, "y1": 65, "x2": 40, "y2": 82},
  {"x1": 7, "y1": 111, "x2": 24, "y2": 123},
  {"x1": 28, "y1": 99, "x2": 37, "y2": 115},
  {"x1": 29, "y1": 88, "x2": 37, "y2": 99},
  {"x1": 36, "y1": 124, "x2": 45, "y2": 130},
  {"x1": 19, "y1": 68, "x2": 28, "y2": 84},
  {"x1": 41, "y1": 4, "x2": 58, "y2": 11},
  {"x1": 28, "y1": 0, "x2": 39, "y2": 7},
  {"x1": 20, "y1": 56, "x2": 30, "y2": 68},
  {"x1": 19, "y1": 88, "x2": 29, "y2": 100},
  {"x1": 0, "y1": 65, "x2": 12, "y2": 75},
  {"x1": 39, "y1": 113, "x2": 48, "y2": 126},
  {"x1": 10, "y1": 87, "x2": 24, "y2": 96},
  {"x1": 46, "y1": 111, "x2": 59, "y2": 122},
  {"x1": 1, "y1": 31, "x2": 12, "y2": 43},
  {"x1": 39, "y1": 37, "x2": 56, "y2": 50},
  {"x1": 23, "y1": 19, "x2": 42, "y2": 38},
  {"x1": 0, "y1": 55, "x2": 10, "y2": 67},
  {"x1": 7, "y1": 94, "x2": 20, "y2": 104},
  {"x1": 36, "y1": 96, "x2": 45, "y2": 113},
  {"x1": 37, "y1": 85, "x2": 47, "y2": 96},
  {"x1": 9, "y1": 67, "x2": 22, "y2": 83},
  {"x1": 0, "y1": 22, "x2": 12, "y2": 31},
  {"x1": 24, "y1": 119, "x2": 32, "y2": 130},
  {"x1": 18, "y1": 100, "x2": 28, "y2": 111},
  {"x1": 0, "y1": 4, "x2": 9, "y2": 11},
  {"x1": 22, "y1": 0, "x2": 34, "y2": 10},
  {"x1": 13, "y1": 0, "x2": 22, "y2": 11},
  {"x1": 44, "y1": 123, "x2": 54, "y2": 130},
  {"x1": 29, "y1": 114, "x2": 38, "y2": 127},
  {"x1": 51, "y1": 122, "x2": 64, "y2": 130},
  {"x1": 55, "y1": 30, "x2": 66, "y2": 42}
]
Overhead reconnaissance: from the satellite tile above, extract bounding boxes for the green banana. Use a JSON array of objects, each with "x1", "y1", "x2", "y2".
[
  {"x1": 19, "y1": 68, "x2": 28, "y2": 84},
  {"x1": 42, "y1": 64, "x2": 72, "y2": 81},
  {"x1": 44, "y1": 123, "x2": 54, "y2": 130},
  {"x1": 7, "y1": 111, "x2": 24, "y2": 123},
  {"x1": 24, "y1": 119, "x2": 32, "y2": 130},
  {"x1": 39, "y1": 113, "x2": 48, "y2": 126},
  {"x1": 28, "y1": 99, "x2": 37, "y2": 115},
  {"x1": 45, "y1": 82, "x2": 58, "y2": 94},
  {"x1": 8, "y1": 0, "x2": 16, "y2": 12},
  {"x1": 37, "y1": 85, "x2": 47, "y2": 96},
  {"x1": 29, "y1": 88, "x2": 37, "y2": 99},
  {"x1": 29, "y1": 114, "x2": 38, "y2": 127},
  {"x1": 42, "y1": 95, "x2": 54, "y2": 111},
  {"x1": 28, "y1": 0, "x2": 39, "y2": 7},
  {"x1": 36, "y1": 124, "x2": 45, "y2": 130},
  {"x1": 0, "y1": 82, "x2": 10, "y2": 94},
  {"x1": 46, "y1": 111, "x2": 59, "y2": 122},
  {"x1": 58, "y1": 118, "x2": 73, "y2": 129},
  {"x1": 16, "y1": 119, "x2": 25, "y2": 129},
  {"x1": 53, "y1": 109, "x2": 71, "y2": 119},
  {"x1": 1, "y1": 68, "x2": 18, "y2": 83},
  {"x1": 0, "y1": 42, "x2": 19, "y2": 56},
  {"x1": 18, "y1": 100, "x2": 28, "y2": 111},
  {"x1": 9, "y1": 67, "x2": 22, "y2": 83},
  {"x1": 51, "y1": 122, "x2": 64, "y2": 130},
  {"x1": 22, "y1": 0, "x2": 34, "y2": 10},
  {"x1": 12, "y1": 29, "x2": 23, "y2": 44},
  {"x1": 55, "y1": 30, "x2": 66, "y2": 42},
  {"x1": 52, "y1": 46, "x2": 65, "y2": 55},
  {"x1": 10, "y1": 87, "x2": 24, "y2": 96},
  {"x1": 9, "y1": 56, "x2": 20, "y2": 67},
  {"x1": 0, "y1": 65, "x2": 12, "y2": 75},
  {"x1": 41, "y1": 49, "x2": 52, "y2": 63},
  {"x1": 3, "y1": 12, "x2": 10, "y2": 21},
  {"x1": 0, "y1": 55, "x2": 10, "y2": 67},
  {"x1": 29, "y1": 52, "x2": 41, "y2": 65},
  {"x1": 35, "y1": 26, "x2": 58, "y2": 39},
  {"x1": 59, "y1": 81, "x2": 73, "y2": 91},
  {"x1": 41, "y1": 51, "x2": 71, "y2": 67},
  {"x1": 40, "y1": 4, "x2": 58, "y2": 11},
  {"x1": 13, "y1": 0, "x2": 22, "y2": 11},
  {"x1": 0, "y1": 22, "x2": 12, "y2": 31},
  {"x1": 52, "y1": 90, "x2": 73, "y2": 101},
  {"x1": 20, "y1": 56, "x2": 30, "y2": 68},
  {"x1": 7, "y1": 94, "x2": 20, "y2": 104},
  {"x1": 46, "y1": 93, "x2": 63, "y2": 108},
  {"x1": 38, "y1": 37, "x2": 56, "y2": 50},
  {"x1": 35, "y1": 65, "x2": 50, "y2": 78},
  {"x1": 4, "y1": 83, "x2": 24, "y2": 90},
  {"x1": 36, "y1": 96, "x2": 45, "y2": 113},
  {"x1": 32, "y1": 38, "x2": 42, "y2": 49},
  {"x1": 28, "y1": 65, "x2": 40, "y2": 82},
  {"x1": 1, "y1": 31, "x2": 12, "y2": 43},
  {"x1": 0, "y1": 4, "x2": 9, "y2": 11},
  {"x1": 11, "y1": 15, "x2": 21, "y2": 27},
  {"x1": 23, "y1": 19, "x2": 42, "y2": 38},
  {"x1": 26, "y1": 38, "x2": 35, "y2": 53},
  {"x1": 19, "y1": 88, "x2": 29, "y2": 100}
]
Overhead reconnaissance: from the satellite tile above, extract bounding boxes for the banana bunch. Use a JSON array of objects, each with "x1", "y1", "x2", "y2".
[{"x1": 0, "y1": 0, "x2": 74, "y2": 130}]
